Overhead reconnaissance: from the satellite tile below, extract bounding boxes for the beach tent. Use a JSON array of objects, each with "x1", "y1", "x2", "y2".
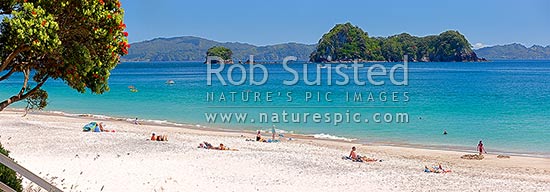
[{"x1": 83, "y1": 122, "x2": 98, "y2": 132}]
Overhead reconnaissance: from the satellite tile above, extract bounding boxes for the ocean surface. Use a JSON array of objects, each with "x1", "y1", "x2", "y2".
[{"x1": 1, "y1": 60, "x2": 549, "y2": 157}]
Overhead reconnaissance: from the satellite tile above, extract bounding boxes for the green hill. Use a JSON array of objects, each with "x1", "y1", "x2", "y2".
[
  {"x1": 310, "y1": 22, "x2": 482, "y2": 62},
  {"x1": 122, "y1": 36, "x2": 316, "y2": 62}
]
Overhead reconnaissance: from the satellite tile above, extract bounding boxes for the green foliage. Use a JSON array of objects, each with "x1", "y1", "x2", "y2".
[
  {"x1": 379, "y1": 33, "x2": 419, "y2": 61},
  {"x1": 310, "y1": 22, "x2": 382, "y2": 62},
  {"x1": 310, "y1": 23, "x2": 479, "y2": 62},
  {"x1": 428, "y1": 30, "x2": 477, "y2": 62},
  {"x1": 0, "y1": 0, "x2": 129, "y2": 110},
  {"x1": 206, "y1": 46, "x2": 233, "y2": 61},
  {"x1": 0, "y1": 143, "x2": 23, "y2": 192}
]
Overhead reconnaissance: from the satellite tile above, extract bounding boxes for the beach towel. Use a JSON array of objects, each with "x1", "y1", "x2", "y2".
[
  {"x1": 93, "y1": 126, "x2": 101, "y2": 132},
  {"x1": 83, "y1": 122, "x2": 97, "y2": 132}
]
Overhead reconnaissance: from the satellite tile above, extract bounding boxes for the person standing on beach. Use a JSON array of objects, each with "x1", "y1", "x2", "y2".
[
  {"x1": 271, "y1": 125, "x2": 276, "y2": 141},
  {"x1": 477, "y1": 140, "x2": 487, "y2": 155}
]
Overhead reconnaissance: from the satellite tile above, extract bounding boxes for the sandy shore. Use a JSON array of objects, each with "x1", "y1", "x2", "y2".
[{"x1": 0, "y1": 109, "x2": 549, "y2": 191}]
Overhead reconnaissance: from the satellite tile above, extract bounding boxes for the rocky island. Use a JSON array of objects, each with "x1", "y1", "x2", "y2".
[
  {"x1": 310, "y1": 22, "x2": 485, "y2": 62},
  {"x1": 205, "y1": 46, "x2": 234, "y2": 64}
]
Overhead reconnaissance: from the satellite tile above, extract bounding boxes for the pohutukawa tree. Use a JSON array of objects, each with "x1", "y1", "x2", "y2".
[{"x1": 0, "y1": 0, "x2": 129, "y2": 111}]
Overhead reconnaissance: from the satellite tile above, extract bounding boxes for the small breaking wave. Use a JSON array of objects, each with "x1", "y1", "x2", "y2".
[{"x1": 310, "y1": 133, "x2": 356, "y2": 142}]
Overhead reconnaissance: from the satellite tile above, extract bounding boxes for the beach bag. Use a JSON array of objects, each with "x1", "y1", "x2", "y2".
[{"x1": 83, "y1": 122, "x2": 97, "y2": 132}]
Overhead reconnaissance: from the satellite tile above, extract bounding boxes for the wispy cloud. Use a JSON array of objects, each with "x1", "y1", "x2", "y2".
[{"x1": 473, "y1": 43, "x2": 487, "y2": 49}]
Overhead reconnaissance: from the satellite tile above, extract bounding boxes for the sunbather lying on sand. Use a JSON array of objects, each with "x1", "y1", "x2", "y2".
[
  {"x1": 198, "y1": 142, "x2": 238, "y2": 151},
  {"x1": 424, "y1": 164, "x2": 451, "y2": 173},
  {"x1": 198, "y1": 142, "x2": 213, "y2": 149},
  {"x1": 98, "y1": 122, "x2": 114, "y2": 132},
  {"x1": 342, "y1": 146, "x2": 381, "y2": 162},
  {"x1": 150, "y1": 133, "x2": 168, "y2": 141}
]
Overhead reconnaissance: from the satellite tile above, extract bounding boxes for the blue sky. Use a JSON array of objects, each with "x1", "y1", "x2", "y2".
[{"x1": 120, "y1": 0, "x2": 549, "y2": 47}]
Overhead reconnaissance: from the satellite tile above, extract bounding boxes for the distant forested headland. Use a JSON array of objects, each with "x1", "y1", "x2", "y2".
[
  {"x1": 122, "y1": 22, "x2": 546, "y2": 62},
  {"x1": 309, "y1": 22, "x2": 482, "y2": 62}
]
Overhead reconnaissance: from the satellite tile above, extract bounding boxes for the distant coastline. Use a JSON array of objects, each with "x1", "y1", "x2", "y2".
[{"x1": 122, "y1": 35, "x2": 550, "y2": 63}]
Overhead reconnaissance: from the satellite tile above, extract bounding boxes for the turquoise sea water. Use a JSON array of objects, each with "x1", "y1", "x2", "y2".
[{"x1": 1, "y1": 61, "x2": 549, "y2": 156}]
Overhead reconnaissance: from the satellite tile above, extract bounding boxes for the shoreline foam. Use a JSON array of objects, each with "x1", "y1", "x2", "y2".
[{"x1": 7, "y1": 108, "x2": 550, "y2": 159}]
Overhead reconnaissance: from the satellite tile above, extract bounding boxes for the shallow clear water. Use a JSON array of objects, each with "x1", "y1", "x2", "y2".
[{"x1": 1, "y1": 60, "x2": 549, "y2": 156}]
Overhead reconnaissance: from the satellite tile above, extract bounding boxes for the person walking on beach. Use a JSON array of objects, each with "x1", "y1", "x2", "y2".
[{"x1": 477, "y1": 140, "x2": 487, "y2": 155}]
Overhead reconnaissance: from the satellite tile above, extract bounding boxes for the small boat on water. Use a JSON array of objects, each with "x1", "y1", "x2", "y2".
[{"x1": 165, "y1": 80, "x2": 175, "y2": 84}]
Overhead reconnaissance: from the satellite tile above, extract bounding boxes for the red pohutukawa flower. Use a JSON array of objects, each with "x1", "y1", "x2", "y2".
[
  {"x1": 99, "y1": 0, "x2": 104, "y2": 5},
  {"x1": 118, "y1": 22, "x2": 126, "y2": 30},
  {"x1": 119, "y1": 41, "x2": 130, "y2": 54},
  {"x1": 123, "y1": 32, "x2": 128, "y2": 37}
]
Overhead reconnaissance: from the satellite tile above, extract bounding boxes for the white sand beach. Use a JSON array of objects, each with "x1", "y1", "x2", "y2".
[{"x1": 0, "y1": 109, "x2": 549, "y2": 191}]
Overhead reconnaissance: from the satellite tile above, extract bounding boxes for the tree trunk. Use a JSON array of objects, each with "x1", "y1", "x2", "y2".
[
  {"x1": 0, "y1": 75, "x2": 48, "y2": 111},
  {"x1": 0, "y1": 95, "x2": 25, "y2": 111}
]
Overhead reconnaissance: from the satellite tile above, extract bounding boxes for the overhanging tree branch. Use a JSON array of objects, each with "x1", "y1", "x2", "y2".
[
  {"x1": 0, "y1": 45, "x2": 29, "y2": 72},
  {"x1": 0, "y1": 75, "x2": 49, "y2": 111},
  {"x1": 0, "y1": 68, "x2": 16, "y2": 81},
  {"x1": 1, "y1": 0, "x2": 129, "y2": 112}
]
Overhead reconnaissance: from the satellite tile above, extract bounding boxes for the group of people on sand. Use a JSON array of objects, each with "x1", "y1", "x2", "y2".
[
  {"x1": 344, "y1": 146, "x2": 455, "y2": 173},
  {"x1": 249, "y1": 129, "x2": 281, "y2": 143},
  {"x1": 140, "y1": 122, "x2": 483, "y2": 175},
  {"x1": 146, "y1": 131, "x2": 238, "y2": 151},
  {"x1": 197, "y1": 141, "x2": 238, "y2": 151},
  {"x1": 150, "y1": 132, "x2": 168, "y2": 141}
]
